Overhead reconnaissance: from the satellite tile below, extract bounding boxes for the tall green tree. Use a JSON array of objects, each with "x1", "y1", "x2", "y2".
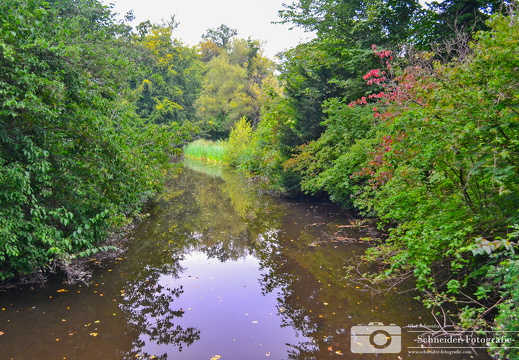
[
  {"x1": 269, "y1": 0, "x2": 420, "y2": 158},
  {"x1": 279, "y1": 0, "x2": 421, "y2": 47},
  {"x1": 133, "y1": 20, "x2": 203, "y2": 125},
  {"x1": 195, "y1": 38, "x2": 280, "y2": 139}
]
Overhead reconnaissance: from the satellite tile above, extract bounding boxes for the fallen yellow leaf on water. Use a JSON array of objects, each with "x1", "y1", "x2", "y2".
[
  {"x1": 90, "y1": 332, "x2": 98, "y2": 337},
  {"x1": 210, "y1": 356, "x2": 221, "y2": 360},
  {"x1": 335, "y1": 350, "x2": 343, "y2": 355},
  {"x1": 57, "y1": 289, "x2": 68, "y2": 293}
]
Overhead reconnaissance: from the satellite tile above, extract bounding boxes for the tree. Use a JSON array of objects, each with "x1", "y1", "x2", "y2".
[
  {"x1": 0, "y1": 0, "x2": 177, "y2": 281},
  {"x1": 195, "y1": 38, "x2": 280, "y2": 139},
  {"x1": 133, "y1": 21, "x2": 203, "y2": 125},
  {"x1": 413, "y1": 0, "x2": 507, "y2": 48},
  {"x1": 202, "y1": 24, "x2": 238, "y2": 48},
  {"x1": 279, "y1": 0, "x2": 421, "y2": 48},
  {"x1": 352, "y1": 14, "x2": 519, "y2": 355},
  {"x1": 198, "y1": 39, "x2": 223, "y2": 62}
]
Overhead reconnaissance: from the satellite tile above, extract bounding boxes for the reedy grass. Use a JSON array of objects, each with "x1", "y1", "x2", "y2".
[{"x1": 183, "y1": 139, "x2": 227, "y2": 163}]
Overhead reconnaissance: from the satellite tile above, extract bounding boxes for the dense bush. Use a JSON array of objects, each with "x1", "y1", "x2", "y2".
[{"x1": 0, "y1": 0, "x2": 181, "y2": 281}]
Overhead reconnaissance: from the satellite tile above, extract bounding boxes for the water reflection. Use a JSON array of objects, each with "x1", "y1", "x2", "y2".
[{"x1": 0, "y1": 160, "x2": 491, "y2": 360}]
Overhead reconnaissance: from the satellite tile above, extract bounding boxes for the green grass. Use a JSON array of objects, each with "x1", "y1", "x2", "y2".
[{"x1": 183, "y1": 139, "x2": 227, "y2": 163}]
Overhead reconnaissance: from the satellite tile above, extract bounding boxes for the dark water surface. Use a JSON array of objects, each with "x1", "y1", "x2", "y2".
[{"x1": 0, "y1": 161, "x2": 490, "y2": 359}]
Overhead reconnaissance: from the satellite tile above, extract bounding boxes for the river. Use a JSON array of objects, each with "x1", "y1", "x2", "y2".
[{"x1": 0, "y1": 160, "x2": 490, "y2": 359}]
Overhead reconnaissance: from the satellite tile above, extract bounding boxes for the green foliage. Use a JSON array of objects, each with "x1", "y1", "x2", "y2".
[
  {"x1": 0, "y1": 0, "x2": 179, "y2": 280},
  {"x1": 133, "y1": 21, "x2": 203, "y2": 125},
  {"x1": 412, "y1": 0, "x2": 506, "y2": 49},
  {"x1": 279, "y1": 0, "x2": 422, "y2": 48},
  {"x1": 225, "y1": 3, "x2": 519, "y2": 355},
  {"x1": 284, "y1": 102, "x2": 379, "y2": 206},
  {"x1": 202, "y1": 24, "x2": 238, "y2": 49},
  {"x1": 351, "y1": 13, "x2": 519, "y2": 349},
  {"x1": 489, "y1": 256, "x2": 519, "y2": 359},
  {"x1": 224, "y1": 116, "x2": 256, "y2": 168},
  {"x1": 233, "y1": 92, "x2": 304, "y2": 193},
  {"x1": 195, "y1": 38, "x2": 280, "y2": 139}
]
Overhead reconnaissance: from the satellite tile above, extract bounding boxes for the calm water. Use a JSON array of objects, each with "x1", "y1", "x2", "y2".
[{"x1": 0, "y1": 160, "x2": 490, "y2": 360}]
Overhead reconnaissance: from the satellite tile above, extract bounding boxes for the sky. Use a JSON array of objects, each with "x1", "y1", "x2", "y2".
[{"x1": 102, "y1": 0, "x2": 315, "y2": 59}]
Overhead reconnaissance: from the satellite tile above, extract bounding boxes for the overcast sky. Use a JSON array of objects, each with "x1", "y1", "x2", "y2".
[{"x1": 102, "y1": 0, "x2": 314, "y2": 59}]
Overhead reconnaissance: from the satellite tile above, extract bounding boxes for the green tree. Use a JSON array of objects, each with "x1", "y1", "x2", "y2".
[
  {"x1": 413, "y1": 0, "x2": 507, "y2": 49},
  {"x1": 0, "y1": 0, "x2": 178, "y2": 281},
  {"x1": 195, "y1": 38, "x2": 279, "y2": 139},
  {"x1": 279, "y1": 0, "x2": 421, "y2": 47},
  {"x1": 134, "y1": 20, "x2": 203, "y2": 125},
  {"x1": 202, "y1": 24, "x2": 238, "y2": 48},
  {"x1": 353, "y1": 14, "x2": 519, "y2": 355}
]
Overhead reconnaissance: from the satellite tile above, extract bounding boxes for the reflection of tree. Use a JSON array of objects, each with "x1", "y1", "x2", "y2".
[
  {"x1": 120, "y1": 267, "x2": 201, "y2": 358},
  {"x1": 118, "y1": 163, "x2": 283, "y2": 358},
  {"x1": 121, "y1": 161, "x2": 421, "y2": 359},
  {"x1": 181, "y1": 162, "x2": 283, "y2": 262},
  {"x1": 255, "y1": 216, "x2": 419, "y2": 359}
]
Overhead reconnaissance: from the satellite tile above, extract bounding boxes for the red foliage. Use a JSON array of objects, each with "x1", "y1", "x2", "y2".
[{"x1": 350, "y1": 45, "x2": 429, "y2": 187}]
